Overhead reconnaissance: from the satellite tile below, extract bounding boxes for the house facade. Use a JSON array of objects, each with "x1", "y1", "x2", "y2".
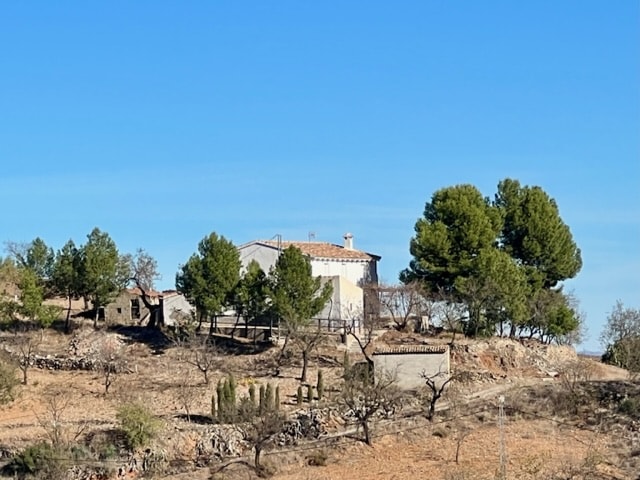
[
  {"x1": 373, "y1": 344, "x2": 450, "y2": 390},
  {"x1": 105, "y1": 288, "x2": 194, "y2": 326},
  {"x1": 237, "y1": 234, "x2": 381, "y2": 325}
]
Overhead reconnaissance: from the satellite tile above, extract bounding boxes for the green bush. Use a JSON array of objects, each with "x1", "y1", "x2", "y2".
[
  {"x1": 116, "y1": 402, "x2": 161, "y2": 450},
  {"x1": 0, "y1": 354, "x2": 19, "y2": 405},
  {"x1": 3, "y1": 442, "x2": 60, "y2": 477},
  {"x1": 619, "y1": 397, "x2": 640, "y2": 417}
]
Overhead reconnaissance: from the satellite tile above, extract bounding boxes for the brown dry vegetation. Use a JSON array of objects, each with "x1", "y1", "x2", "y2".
[{"x1": 0, "y1": 324, "x2": 637, "y2": 480}]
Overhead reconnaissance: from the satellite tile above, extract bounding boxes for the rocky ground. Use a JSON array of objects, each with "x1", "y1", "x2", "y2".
[{"x1": 0, "y1": 325, "x2": 637, "y2": 480}]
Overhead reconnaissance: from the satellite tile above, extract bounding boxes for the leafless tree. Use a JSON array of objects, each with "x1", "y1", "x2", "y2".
[
  {"x1": 342, "y1": 302, "x2": 383, "y2": 370},
  {"x1": 128, "y1": 248, "x2": 163, "y2": 328},
  {"x1": 173, "y1": 331, "x2": 220, "y2": 385},
  {"x1": 174, "y1": 369, "x2": 198, "y2": 422},
  {"x1": 436, "y1": 295, "x2": 467, "y2": 345},
  {"x1": 36, "y1": 385, "x2": 86, "y2": 448},
  {"x1": 16, "y1": 333, "x2": 41, "y2": 385},
  {"x1": 94, "y1": 335, "x2": 126, "y2": 395},
  {"x1": 211, "y1": 408, "x2": 286, "y2": 478},
  {"x1": 340, "y1": 367, "x2": 402, "y2": 445},
  {"x1": 367, "y1": 282, "x2": 428, "y2": 331},
  {"x1": 422, "y1": 364, "x2": 456, "y2": 421}
]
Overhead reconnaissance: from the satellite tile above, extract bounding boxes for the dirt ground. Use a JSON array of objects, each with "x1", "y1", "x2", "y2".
[{"x1": 0, "y1": 326, "x2": 636, "y2": 480}]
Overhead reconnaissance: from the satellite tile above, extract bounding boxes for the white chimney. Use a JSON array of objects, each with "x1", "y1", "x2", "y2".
[{"x1": 343, "y1": 232, "x2": 354, "y2": 250}]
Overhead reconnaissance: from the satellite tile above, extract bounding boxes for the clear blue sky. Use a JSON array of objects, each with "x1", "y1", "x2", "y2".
[{"x1": 1, "y1": 1, "x2": 638, "y2": 352}]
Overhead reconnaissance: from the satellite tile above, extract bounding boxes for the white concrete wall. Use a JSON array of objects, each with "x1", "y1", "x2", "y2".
[
  {"x1": 310, "y1": 259, "x2": 376, "y2": 287},
  {"x1": 163, "y1": 294, "x2": 195, "y2": 326},
  {"x1": 318, "y1": 276, "x2": 364, "y2": 322},
  {"x1": 238, "y1": 244, "x2": 280, "y2": 274},
  {"x1": 373, "y1": 352, "x2": 450, "y2": 390}
]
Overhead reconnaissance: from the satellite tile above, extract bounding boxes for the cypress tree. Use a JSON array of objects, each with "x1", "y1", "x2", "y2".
[
  {"x1": 296, "y1": 385, "x2": 303, "y2": 405},
  {"x1": 307, "y1": 385, "x2": 314, "y2": 403},
  {"x1": 259, "y1": 384, "x2": 266, "y2": 414},
  {"x1": 249, "y1": 383, "x2": 256, "y2": 406},
  {"x1": 275, "y1": 385, "x2": 280, "y2": 410},
  {"x1": 265, "y1": 383, "x2": 274, "y2": 411}
]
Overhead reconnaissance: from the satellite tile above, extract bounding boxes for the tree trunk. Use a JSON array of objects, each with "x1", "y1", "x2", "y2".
[
  {"x1": 64, "y1": 295, "x2": 72, "y2": 333},
  {"x1": 363, "y1": 421, "x2": 371, "y2": 445},
  {"x1": 22, "y1": 367, "x2": 28, "y2": 385},
  {"x1": 93, "y1": 308, "x2": 99, "y2": 329},
  {"x1": 254, "y1": 444, "x2": 263, "y2": 470},
  {"x1": 301, "y1": 349, "x2": 309, "y2": 382}
]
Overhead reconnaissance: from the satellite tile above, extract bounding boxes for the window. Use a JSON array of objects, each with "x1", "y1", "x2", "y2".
[
  {"x1": 130, "y1": 298, "x2": 141, "y2": 319},
  {"x1": 117, "y1": 307, "x2": 122, "y2": 314}
]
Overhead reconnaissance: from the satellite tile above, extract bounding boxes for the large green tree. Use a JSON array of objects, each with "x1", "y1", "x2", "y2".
[
  {"x1": 401, "y1": 184, "x2": 502, "y2": 293},
  {"x1": 455, "y1": 248, "x2": 528, "y2": 337},
  {"x1": 404, "y1": 179, "x2": 582, "y2": 342},
  {"x1": 233, "y1": 260, "x2": 270, "y2": 339},
  {"x1": 78, "y1": 228, "x2": 129, "y2": 327},
  {"x1": 496, "y1": 178, "x2": 582, "y2": 289},
  {"x1": 269, "y1": 246, "x2": 332, "y2": 382},
  {"x1": 175, "y1": 232, "x2": 241, "y2": 336},
  {"x1": 51, "y1": 239, "x2": 82, "y2": 331},
  {"x1": 6, "y1": 238, "x2": 55, "y2": 293}
]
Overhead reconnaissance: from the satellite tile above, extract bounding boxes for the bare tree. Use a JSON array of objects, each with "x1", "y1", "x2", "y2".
[
  {"x1": 342, "y1": 301, "x2": 384, "y2": 370},
  {"x1": 340, "y1": 367, "x2": 402, "y2": 445},
  {"x1": 128, "y1": 248, "x2": 163, "y2": 329},
  {"x1": 368, "y1": 282, "x2": 427, "y2": 331},
  {"x1": 436, "y1": 296, "x2": 467, "y2": 345},
  {"x1": 16, "y1": 333, "x2": 41, "y2": 385},
  {"x1": 174, "y1": 369, "x2": 198, "y2": 422},
  {"x1": 173, "y1": 331, "x2": 219, "y2": 385},
  {"x1": 36, "y1": 385, "x2": 86, "y2": 448},
  {"x1": 94, "y1": 335, "x2": 126, "y2": 395},
  {"x1": 422, "y1": 365, "x2": 456, "y2": 421},
  {"x1": 211, "y1": 407, "x2": 286, "y2": 478}
]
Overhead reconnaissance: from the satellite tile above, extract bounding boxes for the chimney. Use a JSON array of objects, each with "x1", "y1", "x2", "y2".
[{"x1": 343, "y1": 232, "x2": 354, "y2": 250}]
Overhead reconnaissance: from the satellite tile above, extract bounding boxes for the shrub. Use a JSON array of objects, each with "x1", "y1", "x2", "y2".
[
  {"x1": 0, "y1": 354, "x2": 19, "y2": 405},
  {"x1": 306, "y1": 449, "x2": 328, "y2": 466},
  {"x1": 116, "y1": 402, "x2": 161, "y2": 450},
  {"x1": 619, "y1": 397, "x2": 640, "y2": 417},
  {"x1": 2, "y1": 442, "x2": 61, "y2": 478}
]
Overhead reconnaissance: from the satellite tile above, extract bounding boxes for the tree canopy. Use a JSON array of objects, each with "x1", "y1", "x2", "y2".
[
  {"x1": 403, "y1": 179, "x2": 583, "y2": 341},
  {"x1": 175, "y1": 232, "x2": 241, "y2": 334}
]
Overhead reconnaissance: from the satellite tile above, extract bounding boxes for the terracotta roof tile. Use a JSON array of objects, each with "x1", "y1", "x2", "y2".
[
  {"x1": 260, "y1": 241, "x2": 378, "y2": 261},
  {"x1": 373, "y1": 345, "x2": 449, "y2": 355}
]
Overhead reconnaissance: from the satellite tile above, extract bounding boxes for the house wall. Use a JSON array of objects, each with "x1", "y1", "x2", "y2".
[
  {"x1": 373, "y1": 351, "x2": 450, "y2": 390},
  {"x1": 238, "y1": 245, "x2": 280, "y2": 274},
  {"x1": 318, "y1": 276, "x2": 364, "y2": 322},
  {"x1": 310, "y1": 259, "x2": 377, "y2": 287},
  {"x1": 105, "y1": 291, "x2": 160, "y2": 325},
  {"x1": 163, "y1": 294, "x2": 194, "y2": 326}
]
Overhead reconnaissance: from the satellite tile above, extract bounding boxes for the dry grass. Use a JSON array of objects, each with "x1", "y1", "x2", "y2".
[{"x1": 0, "y1": 325, "x2": 636, "y2": 480}]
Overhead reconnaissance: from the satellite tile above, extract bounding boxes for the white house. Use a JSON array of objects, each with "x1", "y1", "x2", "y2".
[{"x1": 237, "y1": 234, "x2": 381, "y2": 325}]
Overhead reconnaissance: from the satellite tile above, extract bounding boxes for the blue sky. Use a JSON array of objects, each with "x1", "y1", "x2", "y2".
[{"x1": 1, "y1": 1, "x2": 638, "y2": 351}]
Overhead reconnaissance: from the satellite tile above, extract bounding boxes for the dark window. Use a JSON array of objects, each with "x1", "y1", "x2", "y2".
[
  {"x1": 98, "y1": 307, "x2": 105, "y2": 321},
  {"x1": 131, "y1": 298, "x2": 141, "y2": 319},
  {"x1": 117, "y1": 307, "x2": 122, "y2": 314}
]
